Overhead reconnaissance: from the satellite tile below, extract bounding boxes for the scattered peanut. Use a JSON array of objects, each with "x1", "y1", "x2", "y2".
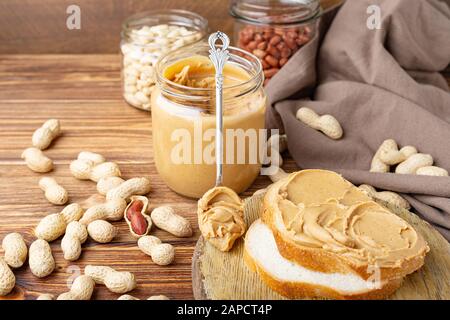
[
  {"x1": 371, "y1": 139, "x2": 417, "y2": 172},
  {"x1": 21, "y1": 147, "x2": 53, "y2": 173},
  {"x1": 267, "y1": 133, "x2": 288, "y2": 154},
  {"x1": 359, "y1": 184, "x2": 411, "y2": 210},
  {"x1": 253, "y1": 188, "x2": 267, "y2": 197},
  {"x1": 39, "y1": 177, "x2": 69, "y2": 205},
  {"x1": 35, "y1": 214, "x2": 65, "y2": 241},
  {"x1": 370, "y1": 140, "x2": 394, "y2": 173},
  {"x1": 70, "y1": 159, "x2": 121, "y2": 182},
  {"x1": 370, "y1": 140, "x2": 447, "y2": 176},
  {"x1": 265, "y1": 147, "x2": 283, "y2": 167},
  {"x1": 29, "y1": 239, "x2": 55, "y2": 278},
  {"x1": 61, "y1": 221, "x2": 88, "y2": 261},
  {"x1": 137, "y1": 235, "x2": 161, "y2": 249},
  {"x1": 148, "y1": 243, "x2": 175, "y2": 266},
  {"x1": 106, "y1": 177, "x2": 151, "y2": 202},
  {"x1": 87, "y1": 220, "x2": 117, "y2": 243},
  {"x1": 118, "y1": 294, "x2": 170, "y2": 300},
  {"x1": 97, "y1": 176, "x2": 125, "y2": 196},
  {"x1": 147, "y1": 295, "x2": 170, "y2": 300},
  {"x1": 80, "y1": 193, "x2": 105, "y2": 208},
  {"x1": 378, "y1": 141, "x2": 417, "y2": 165},
  {"x1": 35, "y1": 203, "x2": 84, "y2": 241},
  {"x1": 395, "y1": 153, "x2": 434, "y2": 175},
  {"x1": 57, "y1": 275, "x2": 95, "y2": 300},
  {"x1": 84, "y1": 265, "x2": 136, "y2": 293},
  {"x1": 416, "y1": 166, "x2": 449, "y2": 177},
  {"x1": 77, "y1": 151, "x2": 106, "y2": 165},
  {"x1": 399, "y1": 146, "x2": 419, "y2": 158},
  {"x1": 60, "y1": 203, "x2": 85, "y2": 224},
  {"x1": 0, "y1": 258, "x2": 15, "y2": 296},
  {"x1": 117, "y1": 294, "x2": 139, "y2": 300},
  {"x1": 150, "y1": 206, "x2": 192, "y2": 237},
  {"x1": 32, "y1": 119, "x2": 61, "y2": 150},
  {"x1": 37, "y1": 293, "x2": 55, "y2": 300},
  {"x1": 125, "y1": 196, "x2": 152, "y2": 237},
  {"x1": 138, "y1": 236, "x2": 175, "y2": 266},
  {"x1": 2, "y1": 233, "x2": 27, "y2": 268},
  {"x1": 268, "y1": 167, "x2": 289, "y2": 183},
  {"x1": 79, "y1": 199, "x2": 127, "y2": 225},
  {"x1": 296, "y1": 107, "x2": 343, "y2": 140}
]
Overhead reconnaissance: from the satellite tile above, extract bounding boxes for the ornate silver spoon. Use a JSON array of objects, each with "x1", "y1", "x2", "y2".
[{"x1": 208, "y1": 31, "x2": 230, "y2": 186}]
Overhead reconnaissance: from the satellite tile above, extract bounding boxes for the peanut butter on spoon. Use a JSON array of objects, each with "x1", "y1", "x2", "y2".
[
  {"x1": 198, "y1": 187, "x2": 246, "y2": 251},
  {"x1": 197, "y1": 32, "x2": 247, "y2": 251}
]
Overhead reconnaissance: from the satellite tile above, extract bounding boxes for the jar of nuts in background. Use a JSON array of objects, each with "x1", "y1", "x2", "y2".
[
  {"x1": 230, "y1": 0, "x2": 320, "y2": 86},
  {"x1": 121, "y1": 10, "x2": 208, "y2": 111}
]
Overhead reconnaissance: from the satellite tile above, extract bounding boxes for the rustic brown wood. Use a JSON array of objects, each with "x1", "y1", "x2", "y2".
[
  {"x1": 0, "y1": 0, "x2": 342, "y2": 54},
  {"x1": 0, "y1": 0, "x2": 233, "y2": 54},
  {"x1": 192, "y1": 194, "x2": 450, "y2": 300},
  {"x1": 0, "y1": 54, "x2": 298, "y2": 300}
]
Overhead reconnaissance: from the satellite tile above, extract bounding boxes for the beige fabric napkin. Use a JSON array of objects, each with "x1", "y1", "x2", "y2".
[{"x1": 266, "y1": 0, "x2": 450, "y2": 240}]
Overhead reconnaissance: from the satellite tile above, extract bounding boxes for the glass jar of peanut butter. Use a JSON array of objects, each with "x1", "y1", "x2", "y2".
[
  {"x1": 230, "y1": 0, "x2": 320, "y2": 85},
  {"x1": 153, "y1": 43, "x2": 267, "y2": 198},
  {"x1": 121, "y1": 10, "x2": 208, "y2": 111}
]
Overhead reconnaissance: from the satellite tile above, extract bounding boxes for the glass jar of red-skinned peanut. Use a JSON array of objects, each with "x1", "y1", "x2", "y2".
[{"x1": 230, "y1": 0, "x2": 320, "y2": 85}]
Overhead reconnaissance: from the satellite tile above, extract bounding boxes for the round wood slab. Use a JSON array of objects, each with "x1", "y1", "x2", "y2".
[{"x1": 192, "y1": 193, "x2": 450, "y2": 300}]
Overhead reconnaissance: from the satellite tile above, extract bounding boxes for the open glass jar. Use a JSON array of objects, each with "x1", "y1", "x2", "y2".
[
  {"x1": 230, "y1": 0, "x2": 320, "y2": 85},
  {"x1": 121, "y1": 10, "x2": 208, "y2": 111},
  {"x1": 152, "y1": 43, "x2": 267, "y2": 198}
]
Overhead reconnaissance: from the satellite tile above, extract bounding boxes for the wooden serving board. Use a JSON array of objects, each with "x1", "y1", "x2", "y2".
[{"x1": 192, "y1": 193, "x2": 450, "y2": 300}]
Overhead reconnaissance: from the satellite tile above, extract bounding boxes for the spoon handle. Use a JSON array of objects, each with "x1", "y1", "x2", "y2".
[{"x1": 208, "y1": 31, "x2": 230, "y2": 187}]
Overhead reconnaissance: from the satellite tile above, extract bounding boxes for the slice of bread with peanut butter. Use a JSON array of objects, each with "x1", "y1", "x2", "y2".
[{"x1": 245, "y1": 169, "x2": 429, "y2": 299}]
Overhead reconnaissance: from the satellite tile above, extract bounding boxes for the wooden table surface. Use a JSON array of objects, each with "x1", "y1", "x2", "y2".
[
  {"x1": 0, "y1": 54, "x2": 298, "y2": 300},
  {"x1": 0, "y1": 55, "x2": 448, "y2": 300}
]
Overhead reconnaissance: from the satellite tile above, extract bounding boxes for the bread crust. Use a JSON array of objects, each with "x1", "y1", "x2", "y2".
[
  {"x1": 261, "y1": 181, "x2": 427, "y2": 282},
  {"x1": 263, "y1": 206, "x2": 426, "y2": 281},
  {"x1": 244, "y1": 246, "x2": 404, "y2": 300}
]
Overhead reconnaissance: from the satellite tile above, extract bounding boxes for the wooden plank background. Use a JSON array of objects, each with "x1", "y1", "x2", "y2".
[
  {"x1": 0, "y1": 0, "x2": 342, "y2": 54},
  {"x1": 0, "y1": 0, "x2": 234, "y2": 54}
]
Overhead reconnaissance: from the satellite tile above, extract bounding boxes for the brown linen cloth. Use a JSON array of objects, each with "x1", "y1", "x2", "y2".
[{"x1": 265, "y1": 0, "x2": 450, "y2": 240}]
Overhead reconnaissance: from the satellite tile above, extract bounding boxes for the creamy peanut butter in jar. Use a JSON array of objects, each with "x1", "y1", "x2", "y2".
[{"x1": 152, "y1": 44, "x2": 266, "y2": 198}]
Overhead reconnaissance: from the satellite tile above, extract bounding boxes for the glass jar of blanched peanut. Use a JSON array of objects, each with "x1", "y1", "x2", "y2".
[{"x1": 120, "y1": 10, "x2": 208, "y2": 111}]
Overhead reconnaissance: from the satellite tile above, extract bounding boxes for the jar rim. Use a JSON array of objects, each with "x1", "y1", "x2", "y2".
[
  {"x1": 121, "y1": 9, "x2": 209, "y2": 43},
  {"x1": 155, "y1": 42, "x2": 264, "y2": 98},
  {"x1": 229, "y1": 0, "x2": 321, "y2": 26}
]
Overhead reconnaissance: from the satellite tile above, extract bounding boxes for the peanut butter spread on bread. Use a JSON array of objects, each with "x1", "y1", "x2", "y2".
[
  {"x1": 198, "y1": 187, "x2": 246, "y2": 252},
  {"x1": 267, "y1": 170, "x2": 429, "y2": 268}
]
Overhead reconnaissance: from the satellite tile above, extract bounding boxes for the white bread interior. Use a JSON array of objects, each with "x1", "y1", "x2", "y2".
[
  {"x1": 245, "y1": 219, "x2": 403, "y2": 299},
  {"x1": 261, "y1": 170, "x2": 429, "y2": 282}
]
